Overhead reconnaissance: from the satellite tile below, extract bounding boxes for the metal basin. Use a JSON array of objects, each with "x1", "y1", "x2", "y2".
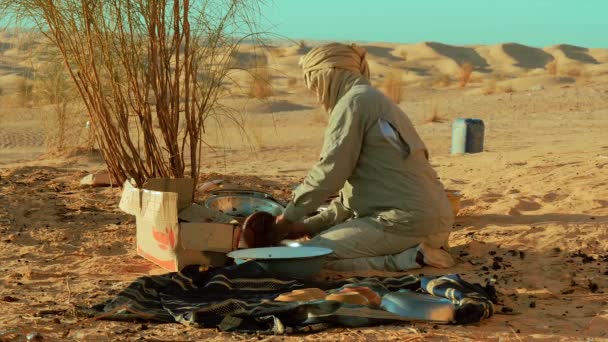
[
  {"x1": 227, "y1": 246, "x2": 333, "y2": 279},
  {"x1": 204, "y1": 194, "x2": 284, "y2": 217},
  {"x1": 208, "y1": 189, "x2": 283, "y2": 203}
]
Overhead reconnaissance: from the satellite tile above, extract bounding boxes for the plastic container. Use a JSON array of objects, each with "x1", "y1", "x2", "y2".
[{"x1": 451, "y1": 118, "x2": 484, "y2": 154}]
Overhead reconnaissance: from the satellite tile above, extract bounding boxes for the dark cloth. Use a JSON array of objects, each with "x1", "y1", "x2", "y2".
[{"x1": 82, "y1": 262, "x2": 495, "y2": 333}]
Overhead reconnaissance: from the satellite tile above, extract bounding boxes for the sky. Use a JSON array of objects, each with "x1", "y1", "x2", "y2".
[{"x1": 263, "y1": 0, "x2": 607, "y2": 48}]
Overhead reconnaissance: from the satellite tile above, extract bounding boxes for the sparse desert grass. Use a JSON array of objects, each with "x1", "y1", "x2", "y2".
[
  {"x1": 382, "y1": 73, "x2": 404, "y2": 104},
  {"x1": 433, "y1": 74, "x2": 451, "y2": 88},
  {"x1": 563, "y1": 67, "x2": 582, "y2": 77},
  {"x1": 547, "y1": 60, "x2": 558, "y2": 75},
  {"x1": 249, "y1": 68, "x2": 273, "y2": 99},
  {"x1": 459, "y1": 62, "x2": 473, "y2": 88},
  {"x1": 425, "y1": 102, "x2": 446, "y2": 123},
  {"x1": 482, "y1": 76, "x2": 514, "y2": 95},
  {"x1": 248, "y1": 54, "x2": 273, "y2": 99},
  {"x1": 286, "y1": 76, "x2": 297, "y2": 89},
  {"x1": 297, "y1": 40, "x2": 307, "y2": 53},
  {"x1": 15, "y1": 78, "x2": 34, "y2": 107},
  {"x1": 42, "y1": 105, "x2": 88, "y2": 153},
  {"x1": 483, "y1": 78, "x2": 497, "y2": 95},
  {"x1": 500, "y1": 84, "x2": 514, "y2": 93}
]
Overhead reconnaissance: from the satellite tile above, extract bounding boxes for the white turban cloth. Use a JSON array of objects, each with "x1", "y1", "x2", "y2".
[{"x1": 299, "y1": 43, "x2": 370, "y2": 113}]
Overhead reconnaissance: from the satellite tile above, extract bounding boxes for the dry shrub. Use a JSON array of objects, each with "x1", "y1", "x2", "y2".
[
  {"x1": 564, "y1": 67, "x2": 581, "y2": 77},
  {"x1": 547, "y1": 60, "x2": 558, "y2": 75},
  {"x1": 297, "y1": 40, "x2": 307, "y2": 53},
  {"x1": 34, "y1": 50, "x2": 83, "y2": 151},
  {"x1": 434, "y1": 74, "x2": 451, "y2": 88},
  {"x1": 500, "y1": 84, "x2": 514, "y2": 93},
  {"x1": 382, "y1": 74, "x2": 404, "y2": 104},
  {"x1": 286, "y1": 76, "x2": 297, "y2": 89},
  {"x1": 249, "y1": 68, "x2": 272, "y2": 99},
  {"x1": 15, "y1": 78, "x2": 34, "y2": 107},
  {"x1": 482, "y1": 79, "x2": 497, "y2": 95},
  {"x1": 459, "y1": 62, "x2": 473, "y2": 88},
  {"x1": 425, "y1": 102, "x2": 445, "y2": 123},
  {"x1": 1, "y1": 1, "x2": 262, "y2": 190}
]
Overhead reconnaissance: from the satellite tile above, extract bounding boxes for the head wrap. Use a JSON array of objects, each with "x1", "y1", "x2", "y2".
[{"x1": 299, "y1": 43, "x2": 370, "y2": 113}]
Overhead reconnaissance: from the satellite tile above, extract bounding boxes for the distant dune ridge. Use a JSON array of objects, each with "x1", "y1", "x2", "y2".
[{"x1": 1, "y1": 31, "x2": 607, "y2": 104}]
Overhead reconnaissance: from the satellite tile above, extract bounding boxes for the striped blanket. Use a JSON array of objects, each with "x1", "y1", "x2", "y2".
[{"x1": 82, "y1": 262, "x2": 496, "y2": 333}]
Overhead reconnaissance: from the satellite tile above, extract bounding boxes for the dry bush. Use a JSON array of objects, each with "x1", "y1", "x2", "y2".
[
  {"x1": 15, "y1": 78, "x2": 34, "y2": 107},
  {"x1": 33, "y1": 49, "x2": 83, "y2": 151},
  {"x1": 547, "y1": 60, "x2": 558, "y2": 75},
  {"x1": 247, "y1": 53, "x2": 272, "y2": 99},
  {"x1": 459, "y1": 62, "x2": 473, "y2": 88},
  {"x1": 434, "y1": 74, "x2": 451, "y2": 88},
  {"x1": 286, "y1": 76, "x2": 297, "y2": 89},
  {"x1": 564, "y1": 67, "x2": 581, "y2": 77},
  {"x1": 249, "y1": 68, "x2": 273, "y2": 99},
  {"x1": 382, "y1": 74, "x2": 404, "y2": 104},
  {"x1": 482, "y1": 78, "x2": 497, "y2": 95},
  {"x1": 296, "y1": 40, "x2": 308, "y2": 53},
  {"x1": 1, "y1": 1, "x2": 262, "y2": 190},
  {"x1": 499, "y1": 84, "x2": 514, "y2": 93}
]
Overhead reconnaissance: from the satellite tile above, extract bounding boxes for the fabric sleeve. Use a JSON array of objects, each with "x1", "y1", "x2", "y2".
[
  {"x1": 301, "y1": 197, "x2": 354, "y2": 234},
  {"x1": 283, "y1": 100, "x2": 363, "y2": 222}
]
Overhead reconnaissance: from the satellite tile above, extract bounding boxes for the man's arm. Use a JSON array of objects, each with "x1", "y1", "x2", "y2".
[
  {"x1": 301, "y1": 197, "x2": 354, "y2": 234},
  {"x1": 282, "y1": 100, "x2": 364, "y2": 223}
]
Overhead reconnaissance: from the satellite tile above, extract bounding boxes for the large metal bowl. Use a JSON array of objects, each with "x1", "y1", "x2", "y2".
[
  {"x1": 227, "y1": 246, "x2": 333, "y2": 279},
  {"x1": 207, "y1": 189, "x2": 283, "y2": 203},
  {"x1": 204, "y1": 194, "x2": 284, "y2": 217}
]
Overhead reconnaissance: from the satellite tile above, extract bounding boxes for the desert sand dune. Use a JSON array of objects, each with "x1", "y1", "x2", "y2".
[
  {"x1": 426, "y1": 42, "x2": 492, "y2": 72},
  {"x1": 502, "y1": 43, "x2": 554, "y2": 69},
  {"x1": 360, "y1": 44, "x2": 403, "y2": 62},
  {"x1": 556, "y1": 44, "x2": 599, "y2": 64},
  {"x1": 588, "y1": 48, "x2": 608, "y2": 63}
]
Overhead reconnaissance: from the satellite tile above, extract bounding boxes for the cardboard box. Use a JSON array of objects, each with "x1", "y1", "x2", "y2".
[{"x1": 119, "y1": 178, "x2": 239, "y2": 272}]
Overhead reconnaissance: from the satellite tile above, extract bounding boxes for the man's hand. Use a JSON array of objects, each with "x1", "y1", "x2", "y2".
[{"x1": 267, "y1": 215, "x2": 308, "y2": 244}]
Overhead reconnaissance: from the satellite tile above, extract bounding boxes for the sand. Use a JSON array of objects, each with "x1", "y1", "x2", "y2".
[{"x1": 1, "y1": 35, "x2": 608, "y2": 341}]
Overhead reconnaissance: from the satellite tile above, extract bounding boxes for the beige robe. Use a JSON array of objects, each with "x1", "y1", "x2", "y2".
[{"x1": 282, "y1": 82, "x2": 453, "y2": 271}]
